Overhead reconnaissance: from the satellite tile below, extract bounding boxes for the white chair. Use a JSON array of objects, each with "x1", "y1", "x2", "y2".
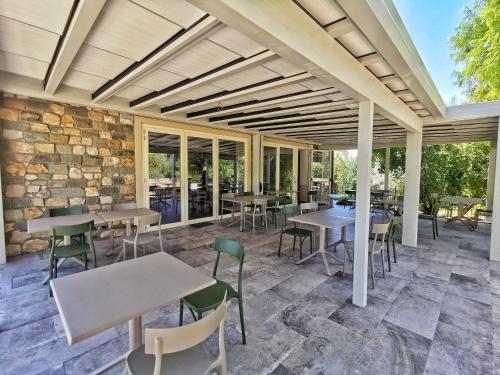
[
  {"x1": 126, "y1": 294, "x2": 228, "y2": 375},
  {"x1": 116, "y1": 213, "x2": 163, "y2": 262},
  {"x1": 107, "y1": 202, "x2": 137, "y2": 255},
  {"x1": 344, "y1": 222, "x2": 390, "y2": 288},
  {"x1": 317, "y1": 193, "x2": 330, "y2": 210},
  {"x1": 220, "y1": 193, "x2": 239, "y2": 223},
  {"x1": 244, "y1": 197, "x2": 268, "y2": 233}
]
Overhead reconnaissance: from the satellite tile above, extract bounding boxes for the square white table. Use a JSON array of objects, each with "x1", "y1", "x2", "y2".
[
  {"x1": 97, "y1": 208, "x2": 157, "y2": 236},
  {"x1": 50, "y1": 252, "x2": 215, "y2": 374},
  {"x1": 220, "y1": 195, "x2": 270, "y2": 231},
  {"x1": 27, "y1": 213, "x2": 106, "y2": 284},
  {"x1": 440, "y1": 196, "x2": 482, "y2": 230},
  {"x1": 288, "y1": 209, "x2": 355, "y2": 276}
]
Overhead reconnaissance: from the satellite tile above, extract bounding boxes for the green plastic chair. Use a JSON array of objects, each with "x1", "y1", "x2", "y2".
[
  {"x1": 179, "y1": 237, "x2": 246, "y2": 344},
  {"x1": 278, "y1": 206, "x2": 313, "y2": 260},
  {"x1": 49, "y1": 206, "x2": 85, "y2": 244},
  {"x1": 49, "y1": 220, "x2": 97, "y2": 296}
]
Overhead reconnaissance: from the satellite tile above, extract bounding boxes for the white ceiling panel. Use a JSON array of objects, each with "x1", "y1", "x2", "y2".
[
  {"x1": 116, "y1": 85, "x2": 152, "y2": 100},
  {"x1": 211, "y1": 66, "x2": 279, "y2": 91},
  {"x1": 71, "y1": 44, "x2": 134, "y2": 78},
  {"x1": 154, "y1": 96, "x2": 188, "y2": 108},
  {"x1": 132, "y1": 69, "x2": 186, "y2": 91},
  {"x1": 0, "y1": 0, "x2": 73, "y2": 34},
  {"x1": 386, "y1": 80, "x2": 407, "y2": 92},
  {"x1": 263, "y1": 58, "x2": 304, "y2": 77},
  {"x1": 368, "y1": 61, "x2": 393, "y2": 77},
  {"x1": 132, "y1": 0, "x2": 205, "y2": 28},
  {"x1": 62, "y1": 69, "x2": 108, "y2": 91},
  {"x1": 207, "y1": 26, "x2": 266, "y2": 58},
  {"x1": 0, "y1": 16, "x2": 59, "y2": 61},
  {"x1": 248, "y1": 84, "x2": 309, "y2": 101},
  {"x1": 0, "y1": 51, "x2": 48, "y2": 79},
  {"x1": 179, "y1": 84, "x2": 223, "y2": 100},
  {"x1": 337, "y1": 31, "x2": 375, "y2": 57},
  {"x1": 300, "y1": 79, "x2": 331, "y2": 91},
  {"x1": 188, "y1": 96, "x2": 255, "y2": 112},
  {"x1": 162, "y1": 39, "x2": 240, "y2": 78},
  {"x1": 86, "y1": 0, "x2": 181, "y2": 61},
  {"x1": 325, "y1": 92, "x2": 351, "y2": 101},
  {"x1": 297, "y1": 0, "x2": 345, "y2": 26}
]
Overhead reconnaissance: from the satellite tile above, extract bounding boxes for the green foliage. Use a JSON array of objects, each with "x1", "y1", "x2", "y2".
[
  {"x1": 372, "y1": 142, "x2": 491, "y2": 200},
  {"x1": 149, "y1": 153, "x2": 173, "y2": 179},
  {"x1": 450, "y1": 0, "x2": 500, "y2": 101},
  {"x1": 333, "y1": 151, "x2": 357, "y2": 193}
]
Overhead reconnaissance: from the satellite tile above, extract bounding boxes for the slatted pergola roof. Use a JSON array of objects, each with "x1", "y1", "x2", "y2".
[{"x1": 0, "y1": 0, "x2": 498, "y2": 147}]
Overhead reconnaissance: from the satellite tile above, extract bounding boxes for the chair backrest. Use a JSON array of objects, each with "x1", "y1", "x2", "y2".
[
  {"x1": 308, "y1": 190, "x2": 318, "y2": 201},
  {"x1": 113, "y1": 202, "x2": 137, "y2": 210},
  {"x1": 253, "y1": 197, "x2": 267, "y2": 210},
  {"x1": 51, "y1": 220, "x2": 93, "y2": 238},
  {"x1": 372, "y1": 222, "x2": 390, "y2": 235},
  {"x1": 300, "y1": 202, "x2": 318, "y2": 213},
  {"x1": 213, "y1": 237, "x2": 245, "y2": 293},
  {"x1": 144, "y1": 294, "x2": 227, "y2": 374},
  {"x1": 387, "y1": 215, "x2": 401, "y2": 239},
  {"x1": 134, "y1": 213, "x2": 161, "y2": 227},
  {"x1": 49, "y1": 206, "x2": 84, "y2": 217}
]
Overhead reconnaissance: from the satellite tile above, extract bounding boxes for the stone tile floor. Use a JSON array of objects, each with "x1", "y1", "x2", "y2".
[{"x1": 0, "y1": 207, "x2": 497, "y2": 374}]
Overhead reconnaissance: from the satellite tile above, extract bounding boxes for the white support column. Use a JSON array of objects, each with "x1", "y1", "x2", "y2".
[
  {"x1": 0, "y1": 164, "x2": 5, "y2": 264},
  {"x1": 384, "y1": 147, "x2": 391, "y2": 191},
  {"x1": 353, "y1": 100, "x2": 374, "y2": 307},
  {"x1": 252, "y1": 134, "x2": 262, "y2": 193},
  {"x1": 487, "y1": 140, "x2": 497, "y2": 210},
  {"x1": 402, "y1": 131, "x2": 423, "y2": 247},
  {"x1": 490, "y1": 119, "x2": 500, "y2": 261}
]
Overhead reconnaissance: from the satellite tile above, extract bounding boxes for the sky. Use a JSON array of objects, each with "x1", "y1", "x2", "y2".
[{"x1": 393, "y1": 0, "x2": 474, "y2": 105}]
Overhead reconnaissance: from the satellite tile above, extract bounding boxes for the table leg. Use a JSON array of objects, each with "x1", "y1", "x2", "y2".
[
  {"x1": 296, "y1": 227, "x2": 333, "y2": 276},
  {"x1": 240, "y1": 203, "x2": 245, "y2": 232}
]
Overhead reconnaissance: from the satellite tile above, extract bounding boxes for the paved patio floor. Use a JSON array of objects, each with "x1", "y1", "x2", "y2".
[{"x1": 0, "y1": 207, "x2": 497, "y2": 374}]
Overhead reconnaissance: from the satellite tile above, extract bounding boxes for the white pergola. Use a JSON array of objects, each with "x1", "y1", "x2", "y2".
[{"x1": 0, "y1": 0, "x2": 499, "y2": 306}]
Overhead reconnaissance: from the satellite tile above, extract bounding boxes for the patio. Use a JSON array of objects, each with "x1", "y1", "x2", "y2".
[
  {"x1": 0, "y1": 208, "x2": 497, "y2": 374},
  {"x1": 1, "y1": 0, "x2": 500, "y2": 374}
]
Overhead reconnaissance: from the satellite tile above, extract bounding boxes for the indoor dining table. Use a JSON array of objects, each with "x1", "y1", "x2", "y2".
[
  {"x1": 51, "y1": 252, "x2": 215, "y2": 375},
  {"x1": 288, "y1": 208, "x2": 355, "y2": 276}
]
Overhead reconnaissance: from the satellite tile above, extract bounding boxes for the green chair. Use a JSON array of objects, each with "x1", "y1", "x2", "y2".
[
  {"x1": 49, "y1": 206, "x2": 85, "y2": 244},
  {"x1": 179, "y1": 237, "x2": 246, "y2": 344},
  {"x1": 278, "y1": 206, "x2": 313, "y2": 260},
  {"x1": 49, "y1": 220, "x2": 97, "y2": 296}
]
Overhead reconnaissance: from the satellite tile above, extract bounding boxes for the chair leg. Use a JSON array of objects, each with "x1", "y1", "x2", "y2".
[
  {"x1": 84, "y1": 253, "x2": 88, "y2": 270},
  {"x1": 292, "y1": 236, "x2": 296, "y2": 252},
  {"x1": 299, "y1": 237, "x2": 303, "y2": 260},
  {"x1": 278, "y1": 232, "x2": 283, "y2": 257},
  {"x1": 432, "y1": 219, "x2": 436, "y2": 240},
  {"x1": 380, "y1": 248, "x2": 386, "y2": 279},
  {"x1": 435, "y1": 218, "x2": 439, "y2": 237},
  {"x1": 392, "y1": 240, "x2": 397, "y2": 263},
  {"x1": 179, "y1": 301, "x2": 184, "y2": 326},
  {"x1": 369, "y1": 253, "x2": 375, "y2": 289},
  {"x1": 386, "y1": 241, "x2": 391, "y2": 272},
  {"x1": 238, "y1": 297, "x2": 246, "y2": 345},
  {"x1": 309, "y1": 234, "x2": 313, "y2": 254},
  {"x1": 264, "y1": 213, "x2": 268, "y2": 232}
]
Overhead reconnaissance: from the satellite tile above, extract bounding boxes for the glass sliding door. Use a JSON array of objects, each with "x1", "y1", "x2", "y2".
[
  {"x1": 187, "y1": 136, "x2": 214, "y2": 220},
  {"x1": 147, "y1": 132, "x2": 181, "y2": 225},
  {"x1": 279, "y1": 147, "x2": 294, "y2": 192},
  {"x1": 263, "y1": 146, "x2": 277, "y2": 193},
  {"x1": 219, "y1": 139, "x2": 245, "y2": 194},
  {"x1": 312, "y1": 151, "x2": 331, "y2": 194}
]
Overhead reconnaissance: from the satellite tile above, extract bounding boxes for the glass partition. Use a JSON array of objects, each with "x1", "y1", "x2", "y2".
[
  {"x1": 187, "y1": 136, "x2": 213, "y2": 220},
  {"x1": 312, "y1": 151, "x2": 331, "y2": 194},
  {"x1": 263, "y1": 146, "x2": 277, "y2": 193},
  {"x1": 148, "y1": 132, "x2": 181, "y2": 224},
  {"x1": 279, "y1": 147, "x2": 294, "y2": 192},
  {"x1": 218, "y1": 139, "x2": 245, "y2": 194}
]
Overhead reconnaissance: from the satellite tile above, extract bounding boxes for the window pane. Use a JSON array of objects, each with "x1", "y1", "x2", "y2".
[
  {"x1": 279, "y1": 147, "x2": 294, "y2": 192},
  {"x1": 219, "y1": 139, "x2": 245, "y2": 194},
  {"x1": 263, "y1": 146, "x2": 276, "y2": 193},
  {"x1": 188, "y1": 137, "x2": 213, "y2": 220}
]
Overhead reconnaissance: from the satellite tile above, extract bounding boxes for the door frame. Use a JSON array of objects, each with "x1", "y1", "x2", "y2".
[{"x1": 135, "y1": 117, "x2": 251, "y2": 229}]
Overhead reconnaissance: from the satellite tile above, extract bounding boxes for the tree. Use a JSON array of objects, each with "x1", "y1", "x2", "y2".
[{"x1": 450, "y1": 0, "x2": 500, "y2": 101}]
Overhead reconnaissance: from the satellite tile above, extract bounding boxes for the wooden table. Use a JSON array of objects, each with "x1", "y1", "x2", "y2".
[
  {"x1": 220, "y1": 195, "x2": 270, "y2": 231},
  {"x1": 440, "y1": 196, "x2": 482, "y2": 230},
  {"x1": 51, "y1": 252, "x2": 215, "y2": 374},
  {"x1": 288, "y1": 209, "x2": 355, "y2": 276},
  {"x1": 27, "y1": 213, "x2": 106, "y2": 285}
]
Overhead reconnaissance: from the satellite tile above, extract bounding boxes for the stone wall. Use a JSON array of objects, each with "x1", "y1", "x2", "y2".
[{"x1": 0, "y1": 93, "x2": 136, "y2": 257}]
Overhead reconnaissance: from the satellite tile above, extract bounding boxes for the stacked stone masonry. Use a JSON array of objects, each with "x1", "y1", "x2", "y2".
[{"x1": 0, "y1": 94, "x2": 136, "y2": 257}]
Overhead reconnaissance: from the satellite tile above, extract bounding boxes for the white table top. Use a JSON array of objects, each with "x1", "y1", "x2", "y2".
[
  {"x1": 97, "y1": 208, "x2": 156, "y2": 222},
  {"x1": 220, "y1": 195, "x2": 269, "y2": 203},
  {"x1": 27, "y1": 213, "x2": 105, "y2": 234},
  {"x1": 51, "y1": 252, "x2": 215, "y2": 345},
  {"x1": 288, "y1": 209, "x2": 355, "y2": 229},
  {"x1": 440, "y1": 196, "x2": 482, "y2": 205}
]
